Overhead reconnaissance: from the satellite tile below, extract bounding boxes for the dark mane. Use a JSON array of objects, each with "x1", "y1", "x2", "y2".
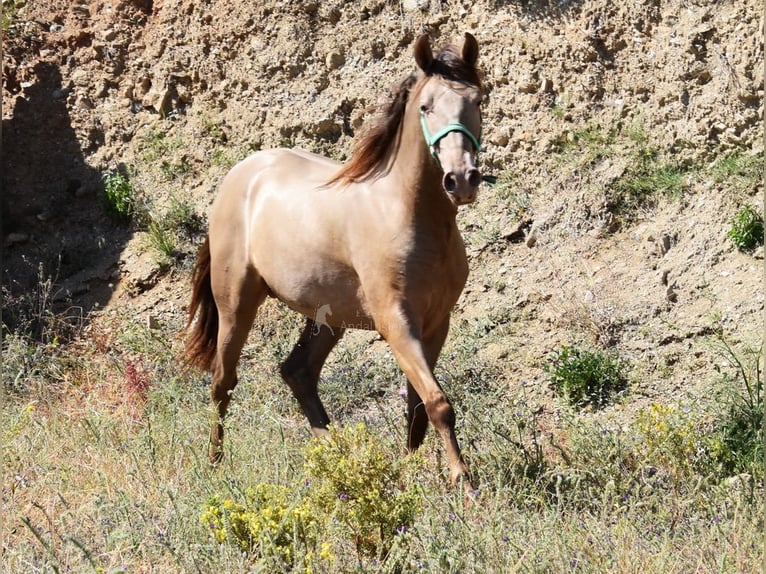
[{"x1": 327, "y1": 44, "x2": 481, "y2": 186}]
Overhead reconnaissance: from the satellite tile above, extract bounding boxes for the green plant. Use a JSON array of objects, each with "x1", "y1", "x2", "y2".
[
  {"x1": 139, "y1": 128, "x2": 183, "y2": 163},
  {"x1": 103, "y1": 171, "x2": 138, "y2": 222},
  {"x1": 612, "y1": 146, "x2": 686, "y2": 215},
  {"x1": 708, "y1": 335, "x2": 763, "y2": 476},
  {"x1": 546, "y1": 345, "x2": 628, "y2": 408},
  {"x1": 162, "y1": 197, "x2": 205, "y2": 238},
  {"x1": 159, "y1": 158, "x2": 191, "y2": 181},
  {"x1": 201, "y1": 115, "x2": 228, "y2": 143},
  {"x1": 635, "y1": 403, "x2": 705, "y2": 480},
  {"x1": 146, "y1": 218, "x2": 178, "y2": 264},
  {"x1": 728, "y1": 205, "x2": 764, "y2": 252},
  {"x1": 144, "y1": 197, "x2": 204, "y2": 264},
  {"x1": 200, "y1": 424, "x2": 421, "y2": 569},
  {"x1": 492, "y1": 172, "x2": 531, "y2": 218},
  {"x1": 552, "y1": 122, "x2": 616, "y2": 164},
  {"x1": 1, "y1": 0, "x2": 26, "y2": 31},
  {"x1": 200, "y1": 484, "x2": 327, "y2": 569},
  {"x1": 303, "y1": 423, "x2": 422, "y2": 558}
]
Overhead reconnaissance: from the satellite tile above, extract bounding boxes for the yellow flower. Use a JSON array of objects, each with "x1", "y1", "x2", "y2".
[{"x1": 319, "y1": 541, "x2": 334, "y2": 561}]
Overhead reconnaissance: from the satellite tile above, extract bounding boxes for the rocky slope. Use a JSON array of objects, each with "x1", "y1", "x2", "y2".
[{"x1": 2, "y1": 0, "x2": 763, "y2": 411}]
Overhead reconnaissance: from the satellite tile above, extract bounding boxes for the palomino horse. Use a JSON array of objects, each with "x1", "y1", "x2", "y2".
[{"x1": 185, "y1": 33, "x2": 483, "y2": 488}]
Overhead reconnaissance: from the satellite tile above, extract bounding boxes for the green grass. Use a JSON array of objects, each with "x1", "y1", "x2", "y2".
[
  {"x1": 711, "y1": 151, "x2": 762, "y2": 193},
  {"x1": 613, "y1": 159, "x2": 686, "y2": 208},
  {"x1": 139, "y1": 128, "x2": 184, "y2": 164}
]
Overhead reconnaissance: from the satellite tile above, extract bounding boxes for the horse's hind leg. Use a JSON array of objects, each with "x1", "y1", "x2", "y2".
[
  {"x1": 280, "y1": 318, "x2": 344, "y2": 435},
  {"x1": 209, "y1": 269, "x2": 267, "y2": 463}
]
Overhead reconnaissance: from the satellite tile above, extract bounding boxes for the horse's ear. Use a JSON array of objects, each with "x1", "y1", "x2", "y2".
[
  {"x1": 414, "y1": 34, "x2": 433, "y2": 71},
  {"x1": 462, "y1": 32, "x2": 479, "y2": 67}
]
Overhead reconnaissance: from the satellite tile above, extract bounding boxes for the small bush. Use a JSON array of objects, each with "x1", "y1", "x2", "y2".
[
  {"x1": 200, "y1": 484, "x2": 324, "y2": 569},
  {"x1": 304, "y1": 423, "x2": 422, "y2": 558},
  {"x1": 546, "y1": 345, "x2": 628, "y2": 408},
  {"x1": 103, "y1": 171, "x2": 138, "y2": 223},
  {"x1": 728, "y1": 205, "x2": 764, "y2": 252},
  {"x1": 201, "y1": 424, "x2": 422, "y2": 567},
  {"x1": 635, "y1": 403, "x2": 706, "y2": 480},
  {"x1": 709, "y1": 336, "x2": 763, "y2": 476}
]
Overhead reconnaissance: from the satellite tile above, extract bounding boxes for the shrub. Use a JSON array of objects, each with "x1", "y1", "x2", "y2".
[
  {"x1": 103, "y1": 171, "x2": 138, "y2": 223},
  {"x1": 200, "y1": 424, "x2": 422, "y2": 567},
  {"x1": 635, "y1": 403, "x2": 705, "y2": 480},
  {"x1": 200, "y1": 484, "x2": 326, "y2": 569},
  {"x1": 728, "y1": 205, "x2": 764, "y2": 252},
  {"x1": 708, "y1": 336, "x2": 763, "y2": 477},
  {"x1": 303, "y1": 423, "x2": 422, "y2": 558},
  {"x1": 546, "y1": 345, "x2": 627, "y2": 408}
]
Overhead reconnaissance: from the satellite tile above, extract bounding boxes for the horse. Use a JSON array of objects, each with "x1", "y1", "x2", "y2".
[{"x1": 185, "y1": 33, "x2": 484, "y2": 488}]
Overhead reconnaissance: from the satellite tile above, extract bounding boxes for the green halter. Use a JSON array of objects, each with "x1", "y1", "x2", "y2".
[{"x1": 419, "y1": 109, "x2": 482, "y2": 169}]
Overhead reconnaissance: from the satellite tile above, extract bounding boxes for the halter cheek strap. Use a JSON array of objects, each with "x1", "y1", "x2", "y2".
[{"x1": 420, "y1": 110, "x2": 482, "y2": 169}]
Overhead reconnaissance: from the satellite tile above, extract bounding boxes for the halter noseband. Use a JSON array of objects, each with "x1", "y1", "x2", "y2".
[{"x1": 419, "y1": 109, "x2": 482, "y2": 169}]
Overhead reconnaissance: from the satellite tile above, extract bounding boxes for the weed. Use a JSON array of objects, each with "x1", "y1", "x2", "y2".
[
  {"x1": 210, "y1": 148, "x2": 237, "y2": 169},
  {"x1": 142, "y1": 197, "x2": 205, "y2": 265},
  {"x1": 492, "y1": 172, "x2": 531, "y2": 218},
  {"x1": 612, "y1": 147, "x2": 686, "y2": 215},
  {"x1": 139, "y1": 128, "x2": 183, "y2": 163},
  {"x1": 304, "y1": 423, "x2": 422, "y2": 559},
  {"x1": 200, "y1": 484, "x2": 323, "y2": 568},
  {"x1": 559, "y1": 122, "x2": 617, "y2": 164},
  {"x1": 200, "y1": 115, "x2": 228, "y2": 143},
  {"x1": 708, "y1": 334, "x2": 763, "y2": 477},
  {"x1": 1, "y1": 0, "x2": 25, "y2": 31},
  {"x1": 103, "y1": 171, "x2": 138, "y2": 223},
  {"x1": 146, "y1": 218, "x2": 179, "y2": 264},
  {"x1": 546, "y1": 344, "x2": 628, "y2": 408},
  {"x1": 159, "y1": 158, "x2": 191, "y2": 181},
  {"x1": 727, "y1": 205, "x2": 764, "y2": 252},
  {"x1": 711, "y1": 150, "x2": 762, "y2": 192},
  {"x1": 200, "y1": 424, "x2": 421, "y2": 569},
  {"x1": 635, "y1": 403, "x2": 706, "y2": 481}
]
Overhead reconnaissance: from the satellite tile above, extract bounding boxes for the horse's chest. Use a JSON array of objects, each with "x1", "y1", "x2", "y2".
[{"x1": 406, "y1": 232, "x2": 468, "y2": 294}]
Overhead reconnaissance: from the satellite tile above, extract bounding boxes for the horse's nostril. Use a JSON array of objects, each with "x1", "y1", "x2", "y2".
[
  {"x1": 443, "y1": 172, "x2": 458, "y2": 192},
  {"x1": 467, "y1": 169, "x2": 481, "y2": 188}
]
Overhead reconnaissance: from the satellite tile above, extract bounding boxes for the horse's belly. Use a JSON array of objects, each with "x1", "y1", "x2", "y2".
[{"x1": 257, "y1": 256, "x2": 376, "y2": 330}]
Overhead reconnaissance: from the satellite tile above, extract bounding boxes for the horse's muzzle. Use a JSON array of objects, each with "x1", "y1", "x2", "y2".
[{"x1": 443, "y1": 167, "x2": 481, "y2": 205}]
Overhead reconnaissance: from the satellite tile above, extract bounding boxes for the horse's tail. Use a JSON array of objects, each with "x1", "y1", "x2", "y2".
[{"x1": 184, "y1": 236, "x2": 219, "y2": 371}]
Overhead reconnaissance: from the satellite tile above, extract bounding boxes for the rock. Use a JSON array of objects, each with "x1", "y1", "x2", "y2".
[
  {"x1": 401, "y1": 0, "x2": 429, "y2": 11},
  {"x1": 326, "y1": 51, "x2": 345, "y2": 70},
  {"x1": 666, "y1": 284, "x2": 678, "y2": 303}
]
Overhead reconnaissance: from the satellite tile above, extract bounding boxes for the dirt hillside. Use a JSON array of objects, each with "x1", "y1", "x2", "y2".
[{"x1": 2, "y1": 0, "x2": 763, "y2": 414}]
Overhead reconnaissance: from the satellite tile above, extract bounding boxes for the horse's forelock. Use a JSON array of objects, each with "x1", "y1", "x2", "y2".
[
  {"x1": 326, "y1": 44, "x2": 479, "y2": 186},
  {"x1": 423, "y1": 45, "x2": 482, "y2": 89}
]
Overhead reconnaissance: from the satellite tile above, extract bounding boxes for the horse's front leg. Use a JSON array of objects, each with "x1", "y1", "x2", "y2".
[
  {"x1": 405, "y1": 318, "x2": 450, "y2": 452},
  {"x1": 379, "y1": 312, "x2": 472, "y2": 489}
]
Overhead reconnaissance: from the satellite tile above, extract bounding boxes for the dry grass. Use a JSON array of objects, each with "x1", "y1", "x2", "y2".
[{"x1": 2, "y1": 299, "x2": 763, "y2": 573}]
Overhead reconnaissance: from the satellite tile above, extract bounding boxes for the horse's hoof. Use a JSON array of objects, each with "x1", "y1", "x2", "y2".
[{"x1": 209, "y1": 448, "x2": 224, "y2": 465}]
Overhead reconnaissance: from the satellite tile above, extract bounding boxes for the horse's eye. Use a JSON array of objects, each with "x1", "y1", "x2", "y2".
[{"x1": 419, "y1": 104, "x2": 429, "y2": 114}]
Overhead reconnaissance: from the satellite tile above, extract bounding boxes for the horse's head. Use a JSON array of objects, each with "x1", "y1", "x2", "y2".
[{"x1": 414, "y1": 33, "x2": 483, "y2": 206}]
